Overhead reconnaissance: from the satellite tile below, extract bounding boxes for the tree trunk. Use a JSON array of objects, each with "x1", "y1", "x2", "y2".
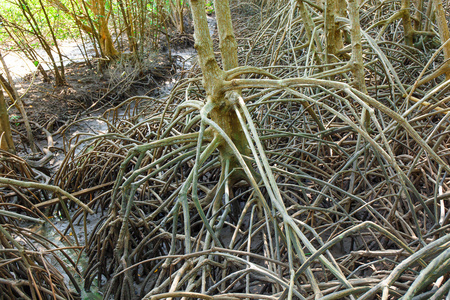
[
  {"x1": 348, "y1": 0, "x2": 369, "y2": 130},
  {"x1": 335, "y1": 0, "x2": 346, "y2": 51},
  {"x1": 117, "y1": 0, "x2": 137, "y2": 53},
  {"x1": 0, "y1": 73, "x2": 36, "y2": 153},
  {"x1": 297, "y1": 0, "x2": 323, "y2": 58},
  {"x1": 412, "y1": 0, "x2": 424, "y2": 31},
  {"x1": 433, "y1": 0, "x2": 450, "y2": 80},
  {"x1": 348, "y1": 0, "x2": 367, "y2": 94},
  {"x1": 190, "y1": 0, "x2": 250, "y2": 183},
  {"x1": 0, "y1": 52, "x2": 36, "y2": 152},
  {"x1": 37, "y1": 0, "x2": 66, "y2": 85},
  {"x1": 416, "y1": 0, "x2": 450, "y2": 86},
  {"x1": 0, "y1": 87, "x2": 15, "y2": 153},
  {"x1": 325, "y1": 0, "x2": 338, "y2": 63},
  {"x1": 401, "y1": 0, "x2": 415, "y2": 46},
  {"x1": 92, "y1": 0, "x2": 119, "y2": 59},
  {"x1": 215, "y1": 0, "x2": 238, "y2": 71},
  {"x1": 47, "y1": 0, "x2": 119, "y2": 60},
  {"x1": 19, "y1": 0, "x2": 66, "y2": 86}
]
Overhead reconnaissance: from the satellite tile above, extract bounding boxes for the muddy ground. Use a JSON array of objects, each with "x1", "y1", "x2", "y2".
[
  {"x1": 3, "y1": 19, "x2": 196, "y2": 154},
  {"x1": 7, "y1": 50, "x2": 190, "y2": 154}
]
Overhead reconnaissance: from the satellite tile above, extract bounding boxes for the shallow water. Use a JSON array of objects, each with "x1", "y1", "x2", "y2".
[{"x1": 28, "y1": 210, "x2": 104, "y2": 298}]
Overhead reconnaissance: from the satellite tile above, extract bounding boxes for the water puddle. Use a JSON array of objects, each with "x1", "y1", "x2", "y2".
[{"x1": 26, "y1": 210, "x2": 104, "y2": 298}]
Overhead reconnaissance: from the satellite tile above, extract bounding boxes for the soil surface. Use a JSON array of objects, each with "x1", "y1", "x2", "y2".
[
  {"x1": 6, "y1": 52, "x2": 185, "y2": 154},
  {"x1": 2, "y1": 21, "x2": 196, "y2": 154}
]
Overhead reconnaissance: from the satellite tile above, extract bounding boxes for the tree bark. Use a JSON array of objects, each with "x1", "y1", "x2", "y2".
[
  {"x1": 46, "y1": 0, "x2": 119, "y2": 60},
  {"x1": 325, "y1": 0, "x2": 338, "y2": 63},
  {"x1": 433, "y1": 0, "x2": 450, "y2": 80},
  {"x1": 91, "y1": 0, "x2": 119, "y2": 59},
  {"x1": 297, "y1": 0, "x2": 323, "y2": 64},
  {"x1": 37, "y1": 0, "x2": 67, "y2": 85},
  {"x1": 0, "y1": 73, "x2": 36, "y2": 152},
  {"x1": 189, "y1": 0, "x2": 250, "y2": 183},
  {"x1": 215, "y1": 0, "x2": 238, "y2": 71},
  {"x1": 19, "y1": 0, "x2": 66, "y2": 85},
  {"x1": 348, "y1": 0, "x2": 369, "y2": 131},
  {"x1": 401, "y1": 0, "x2": 415, "y2": 46},
  {"x1": 416, "y1": 0, "x2": 450, "y2": 86},
  {"x1": 412, "y1": 0, "x2": 424, "y2": 31},
  {"x1": 117, "y1": 0, "x2": 137, "y2": 52},
  {"x1": 0, "y1": 87, "x2": 15, "y2": 153},
  {"x1": 0, "y1": 52, "x2": 36, "y2": 152},
  {"x1": 348, "y1": 0, "x2": 367, "y2": 94}
]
